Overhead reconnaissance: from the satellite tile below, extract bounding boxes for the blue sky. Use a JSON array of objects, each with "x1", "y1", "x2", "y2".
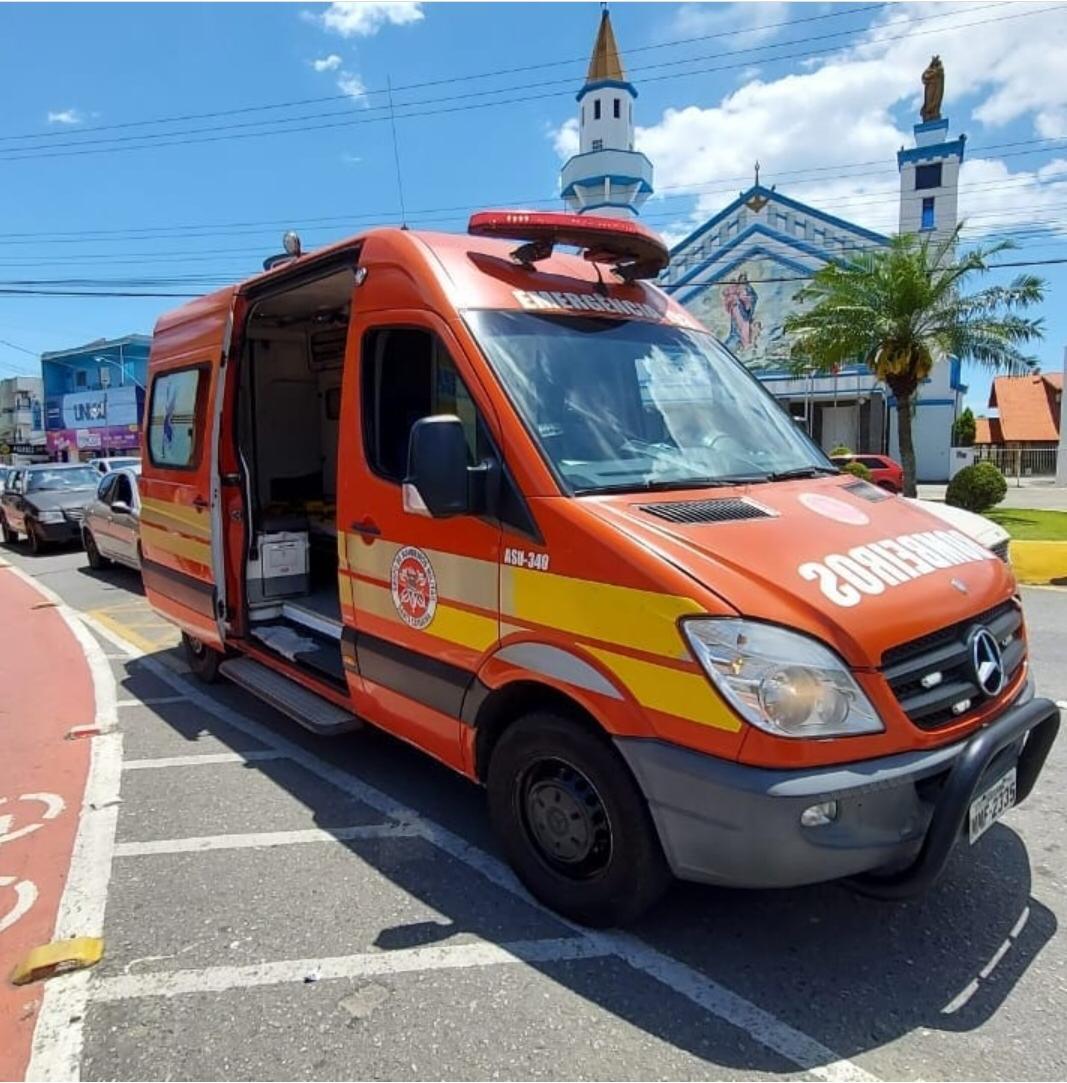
[{"x1": 1, "y1": 1, "x2": 1065, "y2": 413}]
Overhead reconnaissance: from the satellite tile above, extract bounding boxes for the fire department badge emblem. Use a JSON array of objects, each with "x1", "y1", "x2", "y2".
[{"x1": 390, "y1": 546, "x2": 438, "y2": 630}]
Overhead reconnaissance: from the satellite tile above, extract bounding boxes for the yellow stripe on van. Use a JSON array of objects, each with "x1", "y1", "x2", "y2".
[
  {"x1": 502, "y1": 566, "x2": 698, "y2": 661},
  {"x1": 586, "y1": 646, "x2": 741, "y2": 732},
  {"x1": 140, "y1": 498, "x2": 212, "y2": 540},
  {"x1": 347, "y1": 574, "x2": 497, "y2": 654},
  {"x1": 428, "y1": 604, "x2": 498, "y2": 652},
  {"x1": 140, "y1": 522, "x2": 212, "y2": 567}
]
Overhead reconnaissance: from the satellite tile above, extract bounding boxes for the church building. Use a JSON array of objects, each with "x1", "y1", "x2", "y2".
[{"x1": 561, "y1": 11, "x2": 967, "y2": 482}]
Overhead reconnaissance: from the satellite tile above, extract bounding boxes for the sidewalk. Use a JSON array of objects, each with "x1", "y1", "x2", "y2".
[
  {"x1": 917, "y1": 481, "x2": 1067, "y2": 511},
  {"x1": 0, "y1": 564, "x2": 96, "y2": 1082}
]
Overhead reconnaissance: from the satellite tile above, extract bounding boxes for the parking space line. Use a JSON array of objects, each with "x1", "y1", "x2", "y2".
[
  {"x1": 79, "y1": 611, "x2": 879, "y2": 1083},
  {"x1": 86, "y1": 609, "x2": 168, "y2": 655},
  {"x1": 113, "y1": 822, "x2": 416, "y2": 857},
  {"x1": 122, "y1": 751, "x2": 288, "y2": 771},
  {"x1": 91, "y1": 936, "x2": 609, "y2": 1002}
]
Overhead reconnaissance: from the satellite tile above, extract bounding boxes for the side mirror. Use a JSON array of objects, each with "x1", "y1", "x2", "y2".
[
  {"x1": 112, "y1": 500, "x2": 132, "y2": 515},
  {"x1": 404, "y1": 415, "x2": 486, "y2": 518}
]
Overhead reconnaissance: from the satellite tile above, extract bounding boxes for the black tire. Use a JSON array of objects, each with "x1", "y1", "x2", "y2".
[
  {"x1": 487, "y1": 712, "x2": 671, "y2": 927},
  {"x1": 27, "y1": 522, "x2": 45, "y2": 555},
  {"x1": 182, "y1": 632, "x2": 222, "y2": 683},
  {"x1": 0, "y1": 517, "x2": 15, "y2": 545},
  {"x1": 84, "y1": 531, "x2": 110, "y2": 570}
]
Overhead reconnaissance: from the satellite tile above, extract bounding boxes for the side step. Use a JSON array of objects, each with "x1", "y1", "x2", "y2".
[{"x1": 218, "y1": 656, "x2": 362, "y2": 736}]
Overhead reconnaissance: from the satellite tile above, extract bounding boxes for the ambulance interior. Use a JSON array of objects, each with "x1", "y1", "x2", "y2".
[{"x1": 236, "y1": 268, "x2": 354, "y2": 684}]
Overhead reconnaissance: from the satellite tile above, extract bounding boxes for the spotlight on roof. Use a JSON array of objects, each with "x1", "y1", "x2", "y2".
[
  {"x1": 283, "y1": 231, "x2": 302, "y2": 257},
  {"x1": 263, "y1": 231, "x2": 304, "y2": 271}
]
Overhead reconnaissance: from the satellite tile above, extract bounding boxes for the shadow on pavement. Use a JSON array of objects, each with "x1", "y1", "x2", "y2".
[{"x1": 117, "y1": 650, "x2": 1056, "y2": 1074}]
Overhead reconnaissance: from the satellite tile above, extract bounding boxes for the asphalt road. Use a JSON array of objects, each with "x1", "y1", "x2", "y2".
[{"x1": 7, "y1": 540, "x2": 1067, "y2": 1082}]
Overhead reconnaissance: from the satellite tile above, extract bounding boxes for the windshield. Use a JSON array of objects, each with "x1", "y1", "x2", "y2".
[
  {"x1": 27, "y1": 467, "x2": 100, "y2": 492},
  {"x1": 467, "y1": 311, "x2": 830, "y2": 493}
]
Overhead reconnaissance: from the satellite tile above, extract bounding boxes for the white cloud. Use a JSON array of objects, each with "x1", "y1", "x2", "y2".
[
  {"x1": 672, "y1": 2, "x2": 790, "y2": 49},
  {"x1": 47, "y1": 108, "x2": 82, "y2": 125},
  {"x1": 312, "y1": 53, "x2": 343, "y2": 72},
  {"x1": 551, "y1": 117, "x2": 579, "y2": 161},
  {"x1": 337, "y1": 71, "x2": 367, "y2": 103},
  {"x1": 549, "y1": 2, "x2": 1067, "y2": 241},
  {"x1": 312, "y1": 1, "x2": 423, "y2": 38}
]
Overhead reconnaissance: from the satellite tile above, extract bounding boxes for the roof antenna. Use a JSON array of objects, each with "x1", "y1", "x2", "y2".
[{"x1": 386, "y1": 75, "x2": 408, "y2": 229}]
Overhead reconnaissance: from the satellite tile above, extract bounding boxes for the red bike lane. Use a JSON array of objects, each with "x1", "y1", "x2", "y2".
[{"x1": 0, "y1": 566, "x2": 96, "y2": 1081}]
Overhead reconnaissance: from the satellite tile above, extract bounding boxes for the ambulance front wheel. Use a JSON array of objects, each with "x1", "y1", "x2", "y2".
[
  {"x1": 183, "y1": 632, "x2": 222, "y2": 683},
  {"x1": 487, "y1": 712, "x2": 671, "y2": 927}
]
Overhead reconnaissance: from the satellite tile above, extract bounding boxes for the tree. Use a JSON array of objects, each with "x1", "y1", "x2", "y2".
[
  {"x1": 952, "y1": 406, "x2": 976, "y2": 447},
  {"x1": 784, "y1": 225, "x2": 1044, "y2": 496}
]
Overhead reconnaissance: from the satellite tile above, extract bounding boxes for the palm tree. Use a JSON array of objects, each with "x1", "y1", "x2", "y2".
[{"x1": 783, "y1": 224, "x2": 1045, "y2": 496}]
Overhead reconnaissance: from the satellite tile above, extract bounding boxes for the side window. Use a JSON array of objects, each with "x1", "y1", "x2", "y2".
[
  {"x1": 98, "y1": 474, "x2": 119, "y2": 505},
  {"x1": 147, "y1": 366, "x2": 206, "y2": 469},
  {"x1": 114, "y1": 474, "x2": 134, "y2": 506},
  {"x1": 361, "y1": 328, "x2": 488, "y2": 484}
]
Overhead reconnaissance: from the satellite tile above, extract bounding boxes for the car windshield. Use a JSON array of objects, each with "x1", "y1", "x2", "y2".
[
  {"x1": 27, "y1": 467, "x2": 100, "y2": 492},
  {"x1": 466, "y1": 310, "x2": 830, "y2": 493}
]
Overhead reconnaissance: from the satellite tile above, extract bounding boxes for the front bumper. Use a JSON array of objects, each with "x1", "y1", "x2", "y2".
[
  {"x1": 616, "y1": 695, "x2": 1060, "y2": 894},
  {"x1": 35, "y1": 517, "x2": 84, "y2": 543}
]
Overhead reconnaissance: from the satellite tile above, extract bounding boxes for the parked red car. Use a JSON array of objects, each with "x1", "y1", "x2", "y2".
[{"x1": 831, "y1": 453, "x2": 905, "y2": 493}]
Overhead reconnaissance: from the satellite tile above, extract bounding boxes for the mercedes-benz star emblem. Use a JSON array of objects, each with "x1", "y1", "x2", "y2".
[{"x1": 970, "y1": 627, "x2": 1005, "y2": 697}]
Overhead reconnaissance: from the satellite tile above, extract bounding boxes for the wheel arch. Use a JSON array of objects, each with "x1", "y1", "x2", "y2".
[{"x1": 467, "y1": 640, "x2": 648, "y2": 783}]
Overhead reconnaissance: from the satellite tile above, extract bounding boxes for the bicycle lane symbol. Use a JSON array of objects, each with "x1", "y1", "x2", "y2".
[{"x1": 0, "y1": 793, "x2": 65, "y2": 935}]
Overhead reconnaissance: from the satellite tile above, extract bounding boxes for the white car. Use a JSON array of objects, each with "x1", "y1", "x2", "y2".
[
  {"x1": 909, "y1": 499, "x2": 1011, "y2": 562},
  {"x1": 89, "y1": 455, "x2": 142, "y2": 475}
]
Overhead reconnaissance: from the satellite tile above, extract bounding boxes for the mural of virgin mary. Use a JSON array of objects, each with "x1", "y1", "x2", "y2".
[{"x1": 722, "y1": 272, "x2": 760, "y2": 352}]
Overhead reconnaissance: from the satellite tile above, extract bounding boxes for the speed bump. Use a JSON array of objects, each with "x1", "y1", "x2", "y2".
[{"x1": 9, "y1": 937, "x2": 104, "y2": 986}]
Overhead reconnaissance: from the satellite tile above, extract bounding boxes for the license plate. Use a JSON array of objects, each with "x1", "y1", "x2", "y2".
[{"x1": 969, "y1": 768, "x2": 1017, "y2": 844}]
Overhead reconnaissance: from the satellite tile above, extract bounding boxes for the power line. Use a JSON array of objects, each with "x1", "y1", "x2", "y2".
[
  {"x1": 0, "y1": 4, "x2": 1051, "y2": 164},
  {"x1": 0, "y1": 2, "x2": 897, "y2": 145}
]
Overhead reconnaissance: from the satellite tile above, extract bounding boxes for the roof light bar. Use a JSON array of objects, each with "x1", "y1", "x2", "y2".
[{"x1": 467, "y1": 210, "x2": 669, "y2": 281}]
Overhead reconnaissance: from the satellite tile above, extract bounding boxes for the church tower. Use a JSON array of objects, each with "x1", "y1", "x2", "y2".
[
  {"x1": 560, "y1": 6, "x2": 653, "y2": 218},
  {"x1": 897, "y1": 56, "x2": 965, "y2": 244}
]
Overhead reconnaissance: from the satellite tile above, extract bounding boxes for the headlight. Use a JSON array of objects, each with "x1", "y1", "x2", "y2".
[
  {"x1": 682, "y1": 618, "x2": 883, "y2": 738},
  {"x1": 35, "y1": 509, "x2": 64, "y2": 523}
]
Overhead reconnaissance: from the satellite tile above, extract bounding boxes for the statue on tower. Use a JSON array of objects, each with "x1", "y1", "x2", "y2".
[{"x1": 921, "y1": 56, "x2": 944, "y2": 122}]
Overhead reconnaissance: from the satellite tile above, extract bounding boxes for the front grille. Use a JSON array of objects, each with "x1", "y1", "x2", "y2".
[
  {"x1": 638, "y1": 498, "x2": 774, "y2": 525},
  {"x1": 882, "y1": 600, "x2": 1025, "y2": 729}
]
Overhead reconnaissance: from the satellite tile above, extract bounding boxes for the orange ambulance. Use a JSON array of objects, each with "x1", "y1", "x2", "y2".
[{"x1": 140, "y1": 211, "x2": 1059, "y2": 925}]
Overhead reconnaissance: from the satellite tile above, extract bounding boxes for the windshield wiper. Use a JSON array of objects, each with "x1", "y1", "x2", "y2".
[
  {"x1": 574, "y1": 475, "x2": 767, "y2": 495},
  {"x1": 765, "y1": 466, "x2": 840, "y2": 482}
]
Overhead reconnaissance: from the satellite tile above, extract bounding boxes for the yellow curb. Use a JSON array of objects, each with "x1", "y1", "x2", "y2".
[
  {"x1": 1010, "y1": 540, "x2": 1067, "y2": 585},
  {"x1": 10, "y1": 937, "x2": 104, "y2": 986}
]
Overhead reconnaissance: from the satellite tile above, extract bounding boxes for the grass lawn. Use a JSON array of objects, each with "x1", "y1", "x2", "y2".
[{"x1": 985, "y1": 508, "x2": 1067, "y2": 541}]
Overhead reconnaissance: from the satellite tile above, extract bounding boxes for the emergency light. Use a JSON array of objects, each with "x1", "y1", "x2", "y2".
[{"x1": 468, "y1": 210, "x2": 669, "y2": 281}]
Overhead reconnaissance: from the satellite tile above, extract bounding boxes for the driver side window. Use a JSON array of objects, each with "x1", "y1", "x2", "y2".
[
  {"x1": 361, "y1": 326, "x2": 488, "y2": 484},
  {"x1": 98, "y1": 475, "x2": 119, "y2": 505},
  {"x1": 113, "y1": 474, "x2": 133, "y2": 507}
]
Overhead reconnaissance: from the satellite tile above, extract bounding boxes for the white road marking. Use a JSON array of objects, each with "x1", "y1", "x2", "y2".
[
  {"x1": 116, "y1": 696, "x2": 187, "y2": 708},
  {"x1": 942, "y1": 906, "x2": 1031, "y2": 1015},
  {"x1": 0, "y1": 875, "x2": 38, "y2": 933},
  {"x1": 121, "y1": 750, "x2": 287, "y2": 771},
  {"x1": 0, "y1": 792, "x2": 66, "y2": 846},
  {"x1": 113, "y1": 822, "x2": 416, "y2": 857},
  {"x1": 81, "y1": 613, "x2": 877, "y2": 1083},
  {"x1": 9, "y1": 567, "x2": 123, "y2": 1083},
  {"x1": 91, "y1": 936, "x2": 609, "y2": 1002}
]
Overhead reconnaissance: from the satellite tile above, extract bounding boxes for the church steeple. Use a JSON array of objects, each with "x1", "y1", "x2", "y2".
[{"x1": 560, "y1": 5, "x2": 653, "y2": 219}]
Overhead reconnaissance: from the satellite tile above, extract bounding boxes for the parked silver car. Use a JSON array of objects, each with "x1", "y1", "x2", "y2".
[{"x1": 82, "y1": 466, "x2": 141, "y2": 571}]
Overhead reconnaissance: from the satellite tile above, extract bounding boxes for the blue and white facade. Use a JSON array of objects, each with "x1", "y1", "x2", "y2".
[
  {"x1": 660, "y1": 111, "x2": 968, "y2": 481},
  {"x1": 560, "y1": 9, "x2": 653, "y2": 219},
  {"x1": 41, "y1": 335, "x2": 150, "y2": 461}
]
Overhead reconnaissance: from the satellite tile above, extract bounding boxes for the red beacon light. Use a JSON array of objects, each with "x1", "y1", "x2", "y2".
[{"x1": 467, "y1": 210, "x2": 669, "y2": 282}]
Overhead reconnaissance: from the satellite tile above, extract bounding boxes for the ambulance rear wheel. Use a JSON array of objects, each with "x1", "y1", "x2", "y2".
[
  {"x1": 183, "y1": 632, "x2": 222, "y2": 683},
  {"x1": 487, "y1": 712, "x2": 671, "y2": 927}
]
